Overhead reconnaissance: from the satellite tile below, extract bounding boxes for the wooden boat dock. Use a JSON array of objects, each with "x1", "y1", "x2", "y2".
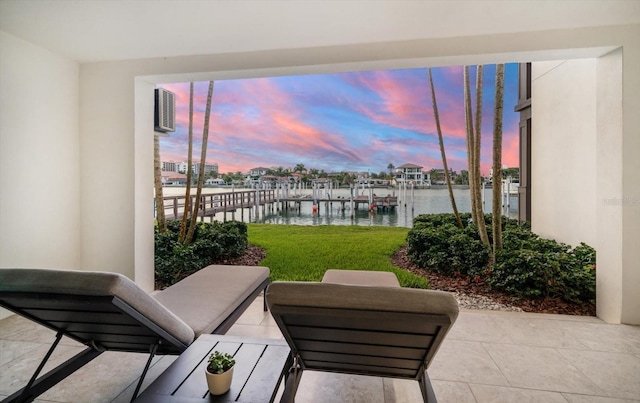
[{"x1": 159, "y1": 189, "x2": 398, "y2": 222}]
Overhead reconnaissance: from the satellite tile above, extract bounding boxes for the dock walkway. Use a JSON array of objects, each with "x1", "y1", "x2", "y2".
[{"x1": 159, "y1": 190, "x2": 398, "y2": 221}]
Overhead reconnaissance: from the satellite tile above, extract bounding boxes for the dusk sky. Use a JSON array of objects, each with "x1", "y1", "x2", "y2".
[{"x1": 159, "y1": 63, "x2": 519, "y2": 176}]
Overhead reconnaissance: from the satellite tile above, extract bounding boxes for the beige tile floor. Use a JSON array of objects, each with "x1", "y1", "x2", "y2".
[{"x1": 1, "y1": 296, "x2": 639, "y2": 403}]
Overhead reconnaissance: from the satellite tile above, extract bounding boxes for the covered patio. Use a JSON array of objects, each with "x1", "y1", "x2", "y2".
[
  {"x1": 1, "y1": 1, "x2": 639, "y2": 401},
  {"x1": 1, "y1": 295, "x2": 639, "y2": 402}
]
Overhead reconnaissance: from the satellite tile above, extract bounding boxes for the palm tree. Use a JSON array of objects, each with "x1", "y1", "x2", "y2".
[
  {"x1": 179, "y1": 82, "x2": 195, "y2": 243},
  {"x1": 492, "y1": 64, "x2": 505, "y2": 255},
  {"x1": 294, "y1": 163, "x2": 306, "y2": 173},
  {"x1": 428, "y1": 68, "x2": 462, "y2": 228},
  {"x1": 464, "y1": 66, "x2": 490, "y2": 246},
  {"x1": 185, "y1": 81, "x2": 215, "y2": 246},
  {"x1": 387, "y1": 163, "x2": 395, "y2": 179},
  {"x1": 464, "y1": 66, "x2": 476, "y2": 223},
  {"x1": 472, "y1": 65, "x2": 490, "y2": 246}
]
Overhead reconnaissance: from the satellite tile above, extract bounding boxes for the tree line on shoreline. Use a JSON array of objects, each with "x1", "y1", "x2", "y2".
[{"x1": 189, "y1": 163, "x2": 518, "y2": 188}]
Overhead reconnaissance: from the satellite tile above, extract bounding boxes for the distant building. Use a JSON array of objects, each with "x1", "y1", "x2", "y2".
[
  {"x1": 395, "y1": 163, "x2": 430, "y2": 186},
  {"x1": 162, "y1": 161, "x2": 178, "y2": 172},
  {"x1": 249, "y1": 167, "x2": 269, "y2": 177},
  {"x1": 197, "y1": 162, "x2": 218, "y2": 176},
  {"x1": 205, "y1": 178, "x2": 225, "y2": 186},
  {"x1": 161, "y1": 171, "x2": 187, "y2": 185},
  {"x1": 166, "y1": 161, "x2": 218, "y2": 175},
  {"x1": 431, "y1": 168, "x2": 456, "y2": 185}
]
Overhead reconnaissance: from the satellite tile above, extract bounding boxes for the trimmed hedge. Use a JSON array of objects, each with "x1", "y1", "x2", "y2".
[
  {"x1": 155, "y1": 220, "x2": 248, "y2": 286},
  {"x1": 407, "y1": 213, "x2": 596, "y2": 303}
]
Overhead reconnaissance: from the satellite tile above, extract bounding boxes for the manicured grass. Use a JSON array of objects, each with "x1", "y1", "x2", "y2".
[{"x1": 247, "y1": 224, "x2": 428, "y2": 288}]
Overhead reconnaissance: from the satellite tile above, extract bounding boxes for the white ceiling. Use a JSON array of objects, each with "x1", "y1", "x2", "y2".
[{"x1": 1, "y1": 0, "x2": 639, "y2": 64}]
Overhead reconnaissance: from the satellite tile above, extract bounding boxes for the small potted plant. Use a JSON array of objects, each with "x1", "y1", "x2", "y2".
[{"x1": 205, "y1": 351, "x2": 236, "y2": 395}]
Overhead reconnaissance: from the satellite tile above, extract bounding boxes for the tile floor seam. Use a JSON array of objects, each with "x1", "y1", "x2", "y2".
[
  {"x1": 478, "y1": 338, "x2": 593, "y2": 351},
  {"x1": 478, "y1": 342, "x2": 513, "y2": 388},
  {"x1": 561, "y1": 391, "x2": 640, "y2": 403},
  {"x1": 551, "y1": 346, "x2": 611, "y2": 398},
  {"x1": 0, "y1": 340, "x2": 46, "y2": 365},
  {"x1": 555, "y1": 347, "x2": 640, "y2": 400},
  {"x1": 468, "y1": 382, "x2": 572, "y2": 403},
  {"x1": 466, "y1": 382, "x2": 481, "y2": 403},
  {"x1": 475, "y1": 381, "x2": 576, "y2": 398},
  {"x1": 482, "y1": 342, "x2": 610, "y2": 397}
]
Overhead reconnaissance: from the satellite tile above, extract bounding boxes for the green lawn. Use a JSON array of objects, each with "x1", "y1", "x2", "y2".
[{"x1": 247, "y1": 224, "x2": 428, "y2": 288}]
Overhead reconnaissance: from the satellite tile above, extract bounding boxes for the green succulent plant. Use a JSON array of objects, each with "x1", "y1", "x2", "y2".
[{"x1": 207, "y1": 351, "x2": 235, "y2": 374}]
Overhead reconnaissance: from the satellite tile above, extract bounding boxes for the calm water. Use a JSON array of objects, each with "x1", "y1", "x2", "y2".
[{"x1": 160, "y1": 186, "x2": 519, "y2": 228}]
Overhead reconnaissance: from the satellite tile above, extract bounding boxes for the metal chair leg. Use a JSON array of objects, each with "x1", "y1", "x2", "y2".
[
  {"x1": 418, "y1": 370, "x2": 437, "y2": 403},
  {"x1": 279, "y1": 354, "x2": 303, "y2": 403},
  {"x1": 130, "y1": 343, "x2": 159, "y2": 402},
  {"x1": 2, "y1": 334, "x2": 101, "y2": 403}
]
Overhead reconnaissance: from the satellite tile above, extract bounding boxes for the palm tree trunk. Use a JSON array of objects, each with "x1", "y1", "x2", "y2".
[
  {"x1": 185, "y1": 81, "x2": 215, "y2": 245},
  {"x1": 492, "y1": 64, "x2": 505, "y2": 255},
  {"x1": 154, "y1": 134, "x2": 166, "y2": 232},
  {"x1": 464, "y1": 66, "x2": 477, "y2": 225},
  {"x1": 179, "y1": 82, "x2": 195, "y2": 243},
  {"x1": 428, "y1": 68, "x2": 463, "y2": 228},
  {"x1": 464, "y1": 66, "x2": 490, "y2": 246},
  {"x1": 473, "y1": 65, "x2": 490, "y2": 246}
]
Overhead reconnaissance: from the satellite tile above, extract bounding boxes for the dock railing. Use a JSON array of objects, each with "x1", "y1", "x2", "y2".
[{"x1": 160, "y1": 189, "x2": 275, "y2": 220}]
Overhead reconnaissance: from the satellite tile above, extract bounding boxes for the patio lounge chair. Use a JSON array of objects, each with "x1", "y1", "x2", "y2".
[
  {"x1": 266, "y1": 278, "x2": 459, "y2": 403},
  {"x1": 0, "y1": 265, "x2": 270, "y2": 403}
]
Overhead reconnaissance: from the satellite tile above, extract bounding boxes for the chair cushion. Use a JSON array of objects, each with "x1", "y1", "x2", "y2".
[
  {"x1": 322, "y1": 269, "x2": 401, "y2": 287},
  {"x1": 0, "y1": 268, "x2": 195, "y2": 347},
  {"x1": 154, "y1": 265, "x2": 269, "y2": 337},
  {"x1": 267, "y1": 281, "x2": 458, "y2": 321}
]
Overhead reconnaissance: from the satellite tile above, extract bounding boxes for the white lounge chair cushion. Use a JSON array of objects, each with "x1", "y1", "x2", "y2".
[
  {"x1": 267, "y1": 281, "x2": 458, "y2": 321},
  {"x1": 322, "y1": 269, "x2": 401, "y2": 287},
  {"x1": 154, "y1": 265, "x2": 270, "y2": 337},
  {"x1": 0, "y1": 268, "x2": 195, "y2": 347}
]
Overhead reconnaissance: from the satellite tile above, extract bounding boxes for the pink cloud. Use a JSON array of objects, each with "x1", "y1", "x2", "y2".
[{"x1": 158, "y1": 66, "x2": 519, "y2": 175}]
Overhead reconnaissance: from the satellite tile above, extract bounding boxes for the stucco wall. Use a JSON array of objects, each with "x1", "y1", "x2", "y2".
[
  {"x1": 595, "y1": 48, "x2": 624, "y2": 323},
  {"x1": 0, "y1": 32, "x2": 81, "y2": 318},
  {"x1": 0, "y1": 32, "x2": 81, "y2": 269},
  {"x1": 531, "y1": 59, "x2": 597, "y2": 248}
]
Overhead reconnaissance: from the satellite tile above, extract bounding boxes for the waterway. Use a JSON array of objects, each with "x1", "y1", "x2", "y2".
[{"x1": 160, "y1": 186, "x2": 519, "y2": 228}]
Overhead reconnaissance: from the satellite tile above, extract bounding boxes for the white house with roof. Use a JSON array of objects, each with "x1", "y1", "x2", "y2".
[
  {"x1": 1, "y1": 1, "x2": 638, "y2": 324},
  {"x1": 395, "y1": 163, "x2": 430, "y2": 187},
  {"x1": 249, "y1": 167, "x2": 269, "y2": 177}
]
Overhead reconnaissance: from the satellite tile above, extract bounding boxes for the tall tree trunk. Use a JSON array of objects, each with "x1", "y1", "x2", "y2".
[
  {"x1": 428, "y1": 68, "x2": 463, "y2": 228},
  {"x1": 473, "y1": 65, "x2": 490, "y2": 246},
  {"x1": 492, "y1": 64, "x2": 505, "y2": 255},
  {"x1": 154, "y1": 133, "x2": 166, "y2": 232},
  {"x1": 179, "y1": 82, "x2": 195, "y2": 243},
  {"x1": 185, "y1": 81, "x2": 215, "y2": 246},
  {"x1": 464, "y1": 66, "x2": 490, "y2": 246},
  {"x1": 463, "y1": 66, "x2": 477, "y2": 226}
]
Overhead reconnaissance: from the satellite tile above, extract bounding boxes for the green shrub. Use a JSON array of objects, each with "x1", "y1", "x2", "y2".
[
  {"x1": 448, "y1": 233, "x2": 490, "y2": 277},
  {"x1": 489, "y1": 248, "x2": 559, "y2": 298},
  {"x1": 406, "y1": 222, "x2": 490, "y2": 276},
  {"x1": 407, "y1": 213, "x2": 596, "y2": 303},
  {"x1": 489, "y1": 240, "x2": 596, "y2": 302},
  {"x1": 407, "y1": 224, "x2": 459, "y2": 274},
  {"x1": 561, "y1": 243, "x2": 596, "y2": 302},
  {"x1": 154, "y1": 220, "x2": 249, "y2": 286},
  {"x1": 413, "y1": 213, "x2": 472, "y2": 230}
]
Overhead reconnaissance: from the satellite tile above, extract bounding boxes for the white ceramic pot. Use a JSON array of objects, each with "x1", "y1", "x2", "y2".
[{"x1": 205, "y1": 366, "x2": 234, "y2": 395}]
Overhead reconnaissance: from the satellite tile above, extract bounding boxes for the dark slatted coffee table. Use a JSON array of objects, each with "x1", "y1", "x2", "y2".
[{"x1": 135, "y1": 335, "x2": 291, "y2": 403}]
